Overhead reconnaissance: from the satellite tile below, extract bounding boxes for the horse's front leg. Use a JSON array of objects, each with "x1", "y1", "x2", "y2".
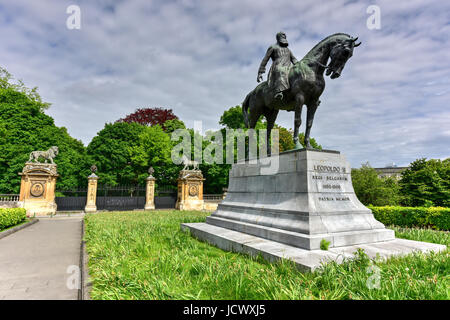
[
  {"x1": 264, "y1": 108, "x2": 279, "y2": 156},
  {"x1": 293, "y1": 94, "x2": 304, "y2": 149},
  {"x1": 304, "y1": 100, "x2": 320, "y2": 149}
]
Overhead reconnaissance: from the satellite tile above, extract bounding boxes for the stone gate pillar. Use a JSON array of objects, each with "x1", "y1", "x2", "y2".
[
  {"x1": 19, "y1": 162, "x2": 58, "y2": 217},
  {"x1": 85, "y1": 166, "x2": 99, "y2": 213},
  {"x1": 144, "y1": 167, "x2": 156, "y2": 210},
  {"x1": 176, "y1": 169, "x2": 205, "y2": 211}
]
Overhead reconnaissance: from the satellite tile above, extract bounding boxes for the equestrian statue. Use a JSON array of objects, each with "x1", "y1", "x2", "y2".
[{"x1": 243, "y1": 32, "x2": 361, "y2": 153}]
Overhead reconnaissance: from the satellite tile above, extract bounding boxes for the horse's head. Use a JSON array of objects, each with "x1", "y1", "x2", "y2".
[{"x1": 326, "y1": 36, "x2": 361, "y2": 79}]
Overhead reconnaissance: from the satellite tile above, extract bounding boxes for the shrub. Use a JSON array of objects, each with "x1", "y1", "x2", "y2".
[
  {"x1": 369, "y1": 206, "x2": 450, "y2": 231},
  {"x1": 320, "y1": 239, "x2": 330, "y2": 250},
  {"x1": 0, "y1": 208, "x2": 27, "y2": 231}
]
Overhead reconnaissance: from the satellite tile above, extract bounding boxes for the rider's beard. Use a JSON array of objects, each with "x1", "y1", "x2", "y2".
[{"x1": 278, "y1": 39, "x2": 289, "y2": 47}]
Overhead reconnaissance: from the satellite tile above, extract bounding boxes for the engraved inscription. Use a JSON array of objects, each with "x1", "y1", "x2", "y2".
[
  {"x1": 318, "y1": 196, "x2": 350, "y2": 201},
  {"x1": 323, "y1": 184, "x2": 341, "y2": 190},
  {"x1": 313, "y1": 165, "x2": 346, "y2": 173}
]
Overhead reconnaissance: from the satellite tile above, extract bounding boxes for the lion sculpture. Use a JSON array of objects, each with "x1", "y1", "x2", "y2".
[
  {"x1": 181, "y1": 154, "x2": 199, "y2": 171},
  {"x1": 28, "y1": 146, "x2": 59, "y2": 164}
]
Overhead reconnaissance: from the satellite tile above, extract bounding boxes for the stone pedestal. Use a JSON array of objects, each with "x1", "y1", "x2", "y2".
[
  {"x1": 19, "y1": 162, "x2": 58, "y2": 217},
  {"x1": 176, "y1": 170, "x2": 205, "y2": 211},
  {"x1": 144, "y1": 175, "x2": 156, "y2": 210},
  {"x1": 182, "y1": 149, "x2": 445, "y2": 271},
  {"x1": 84, "y1": 174, "x2": 98, "y2": 213}
]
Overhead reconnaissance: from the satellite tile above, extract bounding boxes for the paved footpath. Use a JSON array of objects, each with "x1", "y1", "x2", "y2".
[{"x1": 0, "y1": 217, "x2": 82, "y2": 300}]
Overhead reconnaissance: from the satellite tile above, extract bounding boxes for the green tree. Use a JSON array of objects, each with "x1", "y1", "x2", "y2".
[
  {"x1": 163, "y1": 119, "x2": 186, "y2": 133},
  {"x1": 274, "y1": 126, "x2": 322, "y2": 152},
  {"x1": 87, "y1": 122, "x2": 145, "y2": 186},
  {"x1": 351, "y1": 162, "x2": 401, "y2": 206},
  {"x1": 219, "y1": 105, "x2": 248, "y2": 129},
  {"x1": 400, "y1": 158, "x2": 449, "y2": 207},
  {"x1": 297, "y1": 132, "x2": 322, "y2": 150},
  {"x1": 276, "y1": 126, "x2": 295, "y2": 152},
  {"x1": 0, "y1": 67, "x2": 50, "y2": 111},
  {"x1": 130, "y1": 124, "x2": 178, "y2": 187},
  {"x1": 0, "y1": 68, "x2": 90, "y2": 193}
]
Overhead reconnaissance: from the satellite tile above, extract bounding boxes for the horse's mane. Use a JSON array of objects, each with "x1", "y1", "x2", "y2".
[{"x1": 302, "y1": 33, "x2": 352, "y2": 60}]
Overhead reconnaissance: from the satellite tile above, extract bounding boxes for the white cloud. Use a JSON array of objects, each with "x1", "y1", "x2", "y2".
[{"x1": 0, "y1": 0, "x2": 448, "y2": 167}]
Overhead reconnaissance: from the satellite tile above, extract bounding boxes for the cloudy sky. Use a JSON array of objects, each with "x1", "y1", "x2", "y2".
[{"x1": 1, "y1": 0, "x2": 449, "y2": 167}]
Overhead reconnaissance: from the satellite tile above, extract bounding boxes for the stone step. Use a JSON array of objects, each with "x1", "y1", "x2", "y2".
[
  {"x1": 206, "y1": 216, "x2": 395, "y2": 250},
  {"x1": 181, "y1": 222, "x2": 446, "y2": 272}
]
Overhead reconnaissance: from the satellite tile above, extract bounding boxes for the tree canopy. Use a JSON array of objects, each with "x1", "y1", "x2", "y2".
[
  {"x1": 117, "y1": 107, "x2": 178, "y2": 129},
  {"x1": 87, "y1": 122, "x2": 145, "y2": 186},
  {"x1": 351, "y1": 162, "x2": 402, "y2": 206},
  {"x1": 0, "y1": 68, "x2": 90, "y2": 193},
  {"x1": 130, "y1": 124, "x2": 179, "y2": 187},
  {"x1": 399, "y1": 158, "x2": 449, "y2": 207},
  {"x1": 219, "y1": 105, "x2": 249, "y2": 129}
]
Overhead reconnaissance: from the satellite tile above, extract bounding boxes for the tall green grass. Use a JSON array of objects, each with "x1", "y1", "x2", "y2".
[{"x1": 84, "y1": 211, "x2": 449, "y2": 300}]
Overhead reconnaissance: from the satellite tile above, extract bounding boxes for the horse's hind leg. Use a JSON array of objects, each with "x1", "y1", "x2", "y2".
[
  {"x1": 248, "y1": 106, "x2": 262, "y2": 129},
  {"x1": 305, "y1": 100, "x2": 320, "y2": 149},
  {"x1": 264, "y1": 108, "x2": 279, "y2": 156}
]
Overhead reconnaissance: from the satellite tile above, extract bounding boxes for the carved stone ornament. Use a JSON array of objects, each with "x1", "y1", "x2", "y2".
[
  {"x1": 30, "y1": 182, "x2": 45, "y2": 197},
  {"x1": 188, "y1": 184, "x2": 199, "y2": 197},
  {"x1": 22, "y1": 162, "x2": 58, "y2": 176},
  {"x1": 179, "y1": 170, "x2": 204, "y2": 180}
]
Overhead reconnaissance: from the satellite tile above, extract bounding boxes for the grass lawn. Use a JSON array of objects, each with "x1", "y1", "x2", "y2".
[{"x1": 84, "y1": 210, "x2": 449, "y2": 300}]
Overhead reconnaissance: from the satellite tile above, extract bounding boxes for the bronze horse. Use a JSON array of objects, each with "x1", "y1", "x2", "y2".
[{"x1": 242, "y1": 33, "x2": 361, "y2": 153}]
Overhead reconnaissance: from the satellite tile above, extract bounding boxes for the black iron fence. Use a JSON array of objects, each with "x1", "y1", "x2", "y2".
[
  {"x1": 54, "y1": 184, "x2": 218, "y2": 212},
  {"x1": 55, "y1": 188, "x2": 88, "y2": 211},
  {"x1": 155, "y1": 185, "x2": 177, "y2": 209},
  {"x1": 96, "y1": 184, "x2": 145, "y2": 211},
  {"x1": 203, "y1": 194, "x2": 224, "y2": 201}
]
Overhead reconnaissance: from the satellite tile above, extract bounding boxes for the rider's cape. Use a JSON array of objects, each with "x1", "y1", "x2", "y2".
[{"x1": 258, "y1": 44, "x2": 297, "y2": 94}]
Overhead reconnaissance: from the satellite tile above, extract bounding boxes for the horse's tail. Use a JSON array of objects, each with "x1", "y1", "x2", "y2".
[{"x1": 242, "y1": 93, "x2": 251, "y2": 128}]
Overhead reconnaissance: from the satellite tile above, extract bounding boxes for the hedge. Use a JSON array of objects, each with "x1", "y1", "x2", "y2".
[
  {"x1": 0, "y1": 208, "x2": 27, "y2": 231},
  {"x1": 369, "y1": 206, "x2": 450, "y2": 231}
]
